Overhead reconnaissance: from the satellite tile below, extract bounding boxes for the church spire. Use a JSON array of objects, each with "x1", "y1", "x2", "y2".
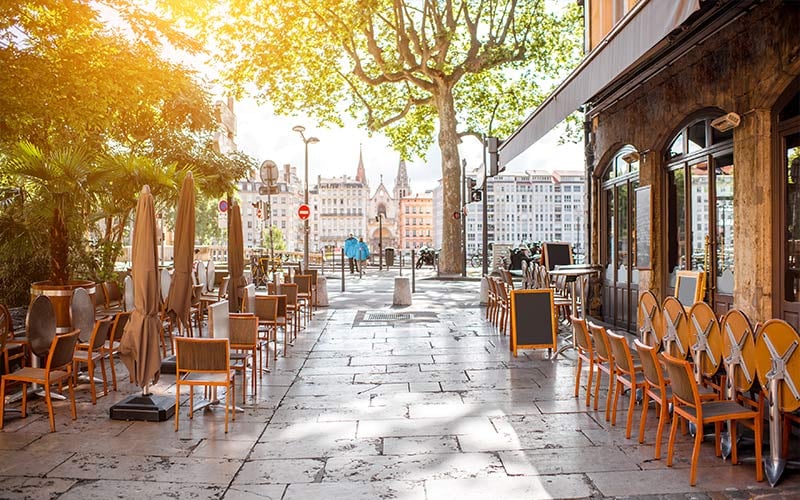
[
  {"x1": 393, "y1": 157, "x2": 411, "y2": 200},
  {"x1": 355, "y1": 144, "x2": 367, "y2": 185}
]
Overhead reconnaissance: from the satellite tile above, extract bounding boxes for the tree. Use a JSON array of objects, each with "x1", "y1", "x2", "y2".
[{"x1": 192, "y1": 0, "x2": 582, "y2": 273}]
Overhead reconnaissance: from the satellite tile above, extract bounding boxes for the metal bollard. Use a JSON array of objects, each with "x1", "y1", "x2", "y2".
[
  {"x1": 341, "y1": 248, "x2": 345, "y2": 292},
  {"x1": 411, "y1": 249, "x2": 416, "y2": 293}
]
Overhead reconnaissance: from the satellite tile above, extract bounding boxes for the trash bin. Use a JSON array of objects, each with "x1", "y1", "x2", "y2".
[{"x1": 385, "y1": 247, "x2": 395, "y2": 267}]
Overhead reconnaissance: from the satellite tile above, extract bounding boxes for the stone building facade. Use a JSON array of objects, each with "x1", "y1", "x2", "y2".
[{"x1": 398, "y1": 194, "x2": 434, "y2": 251}]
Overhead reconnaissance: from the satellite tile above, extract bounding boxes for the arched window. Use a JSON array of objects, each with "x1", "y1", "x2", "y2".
[
  {"x1": 665, "y1": 115, "x2": 734, "y2": 312},
  {"x1": 600, "y1": 146, "x2": 639, "y2": 331}
]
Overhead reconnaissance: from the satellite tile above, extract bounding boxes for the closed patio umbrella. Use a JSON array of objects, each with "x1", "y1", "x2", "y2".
[
  {"x1": 119, "y1": 185, "x2": 162, "y2": 390},
  {"x1": 228, "y1": 201, "x2": 246, "y2": 312},
  {"x1": 165, "y1": 172, "x2": 195, "y2": 334}
]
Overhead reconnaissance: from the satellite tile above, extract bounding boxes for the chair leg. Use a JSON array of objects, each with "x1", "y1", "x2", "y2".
[
  {"x1": 755, "y1": 413, "x2": 764, "y2": 482},
  {"x1": 593, "y1": 367, "x2": 602, "y2": 411},
  {"x1": 100, "y1": 356, "x2": 108, "y2": 397},
  {"x1": 574, "y1": 356, "x2": 583, "y2": 398},
  {"x1": 0, "y1": 378, "x2": 5, "y2": 430},
  {"x1": 88, "y1": 358, "x2": 97, "y2": 404},
  {"x1": 585, "y1": 360, "x2": 594, "y2": 407},
  {"x1": 605, "y1": 371, "x2": 615, "y2": 422},
  {"x1": 639, "y1": 391, "x2": 650, "y2": 444},
  {"x1": 667, "y1": 412, "x2": 679, "y2": 467},
  {"x1": 174, "y1": 384, "x2": 180, "y2": 432},
  {"x1": 68, "y1": 377, "x2": 77, "y2": 421},
  {"x1": 44, "y1": 384, "x2": 55, "y2": 432},
  {"x1": 610, "y1": 379, "x2": 621, "y2": 426},
  {"x1": 655, "y1": 399, "x2": 668, "y2": 460},
  {"x1": 689, "y1": 420, "x2": 702, "y2": 486},
  {"x1": 626, "y1": 385, "x2": 636, "y2": 439},
  {"x1": 109, "y1": 349, "x2": 118, "y2": 391}
]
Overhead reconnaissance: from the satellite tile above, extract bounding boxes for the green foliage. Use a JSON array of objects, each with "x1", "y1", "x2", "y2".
[
  {"x1": 0, "y1": 199, "x2": 48, "y2": 306},
  {"x1": 262, "y1": 225, "x2": 286, "y2": 252}
]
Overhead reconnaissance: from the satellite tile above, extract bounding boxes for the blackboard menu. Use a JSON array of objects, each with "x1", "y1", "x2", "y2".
[
  {"x1": 636, "y1": 186, "x2": 652, "y2": 269},
  {"x1": 510, "y1": 289, "x2": 557, "y2": 356},
  {"x1": 542, "y1": 242, "x2": 572, "y2": 271}
]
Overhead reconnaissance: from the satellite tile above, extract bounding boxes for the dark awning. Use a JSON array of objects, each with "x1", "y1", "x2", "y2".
[{"x1": 499, "y1": 0, "x2": 700, "y2": 167}]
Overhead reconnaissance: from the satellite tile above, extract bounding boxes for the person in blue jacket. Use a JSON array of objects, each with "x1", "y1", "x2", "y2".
[
  {"x1": 344, "y1": 233, "x2": 359, "y2": 274},
  {"x1": 356, "y1": 237, "x2": 370, "y2": 274}
]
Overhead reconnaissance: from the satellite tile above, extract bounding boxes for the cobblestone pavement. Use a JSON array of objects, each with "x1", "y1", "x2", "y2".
[{"x1": 3, "y1": 270, "x2": 800, "y2": 499}]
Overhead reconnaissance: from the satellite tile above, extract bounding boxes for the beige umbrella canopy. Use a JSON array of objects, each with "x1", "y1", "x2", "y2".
[
  {"x1": 119, "y1": 185, "x2": 162, "y2": 390},
  {"x1": 228, "y1": 201, "x2": 246, "y2": 312},
  {"x1": 165, "y1": 172, "x2": 195, "y2": 333}
]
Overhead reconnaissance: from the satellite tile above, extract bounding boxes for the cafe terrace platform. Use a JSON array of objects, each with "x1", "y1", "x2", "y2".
[{"x1": 3, "y1": 270, "x2": 800, "y2": 499}]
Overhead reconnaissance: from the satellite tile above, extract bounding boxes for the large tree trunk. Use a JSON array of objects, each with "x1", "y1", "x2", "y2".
[
  {"x1": 50, "y1": 207, "x2": 69, "y2": 285},
  {"x1": 433, "y1": 84, "x2": 463, "y2": 275}
]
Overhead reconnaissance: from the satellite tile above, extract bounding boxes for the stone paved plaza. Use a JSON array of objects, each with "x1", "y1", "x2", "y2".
[{"x1": 3, "y1": 271, "x2": 800, "y2": 499}]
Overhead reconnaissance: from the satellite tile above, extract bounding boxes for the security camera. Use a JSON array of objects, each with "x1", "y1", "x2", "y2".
[{"x1": 711, "y1": 112, "x2": 741, "y2": 132}]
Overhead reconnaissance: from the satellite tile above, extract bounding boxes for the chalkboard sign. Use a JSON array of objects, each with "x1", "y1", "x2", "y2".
[
  {"x1": 510, "y1": 289, "x2": 557, "y2": 356},
  {"x1": 542, "y1": 242, "x2": 573, "y2": 271},
  {"x1": 675, "y1": 270, "x2": 705, "y2": 307},
  {"x1": 635, "y1": 186, "x2": 652, "y2": 269}
]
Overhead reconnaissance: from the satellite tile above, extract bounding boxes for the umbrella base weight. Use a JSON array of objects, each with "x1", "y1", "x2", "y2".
[
  {"x1": 160, "y1": 355, "x2": 177, "y2": 375},
  {"x1": 109, "y1": 394, "x2": 176, "y2": 422}
]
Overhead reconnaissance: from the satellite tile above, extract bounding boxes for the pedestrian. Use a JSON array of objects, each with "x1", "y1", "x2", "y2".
[
  {"x1": 344, "y1": 233, "x2": 358, "y2": 274},
  {"x1": 356, "y1": 237, "x2": 370, "y2": 274}
]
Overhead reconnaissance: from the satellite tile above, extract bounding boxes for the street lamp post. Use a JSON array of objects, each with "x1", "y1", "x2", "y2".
[
  {"x1": 292, "y1": 125, "x2": 320, "y2": 271},
  {"x1": 260, "y1": 160, "x2": 279, "y2": 278},
  {"x1": 376, "y1": 213, "x2": 383, "y2": 270}
]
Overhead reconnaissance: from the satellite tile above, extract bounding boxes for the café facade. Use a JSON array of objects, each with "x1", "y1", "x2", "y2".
[{"x1": 500, "y1": 0, "x2": 800, "y2": 332}]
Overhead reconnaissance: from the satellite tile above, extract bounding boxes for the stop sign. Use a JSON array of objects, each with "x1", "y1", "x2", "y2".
[{"x1": 298, "y1": 203, "x2": 311, "y2": 220}]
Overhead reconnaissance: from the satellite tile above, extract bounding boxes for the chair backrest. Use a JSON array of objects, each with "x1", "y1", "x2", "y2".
[
  {"x1": 267, "y1": 282, "x2": 277, "y2": 295},
  {"x1": 607, "y1": 330, "x2": 635, "y2": 375},
  {"x1": 175, "y1": 337, "x2": 229, "y2": 372},
  {"x1": 217, "y1": 276, "x2": 230, "y2": 300},
  {"x1": 588, "y1": 323, "x2": 612, "y2": 363},
  {"x1": 229, "y1": 313, "x2": 258, "y2": 347},
  {"x1": 308, "y1": 269, "x2": 318, "y2": 287},
  {"x1": 196, "y1": 260, "x2": 207, "y2": 290},
  {"x1": 493, "y1": 277, "x2": 508, "y2": 301},
  {"x1": 47, "y1": 329, "x2": 79, "y2": 372},
  {"x1": 208, "y1": 300, "x2": 230, "y2": 339},
  {"x1": 88, "y1": 317, "x2": 113, "y2": 350},
  {"x1": 69, "y1": 287, "x2": 95, "y2": 343},
  {"x1": 110, "y1": 311, "x2": 131, "y2": 344},
  {"x1": 242, "y1": 284, "x2": 256, "y2": 313},
  {"x1": 0, "y1": 304, "x2": 12, "y2": 336},
  {"x1": 191, "y1": 284, "x2": 203, "y2": 307},
  {"x1": 688, "y1": 300, "x2": 723, "y2": 377},
  {"x1": 27, "y1": 295, "x2": 56, "y2": 358},
  {"x1": 500, "y1": 269, "x2": 514, "y2": 290},
  {"x1": 294, "y1": 274, "x2": 312, "y2": 294},
  {"x1": 123, "y1": 275, "x2": 134, "y2": 311},
  {"x1": 206, "y1": 260, "x2": 216, "y2": 293},
  {"x1": 254, "y1": 295, "x2": 279, "y2": 322},
  {"x1": 634, "y1": 339, "x2": 666, "y2": 394},
  {"x1": 104, "y1": 281, "x2": 123, "y2": 309},
  {"x1": 160, "y1": 269, "x2": 171, "y2": 304},
  {"x1": 276, "y1": 294, "x2": 287, "y2": 318},
  {"x1": 94, "y1": 283, "x2": 108, "y2": 311},
  {"x1": 661, "y1": 352, "x2": 699, "y2": 408},
  {"x1": 571, "y1": 316, "x2": 593, "y2": 354},
  {"x1": 282, "y1": 283, "x2": 298, "y2": 306}
]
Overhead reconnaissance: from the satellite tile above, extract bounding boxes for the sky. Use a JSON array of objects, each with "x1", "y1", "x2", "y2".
[{"x1": 233, "y1": 98, "x2": 584, "y2": 195}]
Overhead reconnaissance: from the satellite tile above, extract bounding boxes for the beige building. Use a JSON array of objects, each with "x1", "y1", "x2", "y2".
[{"x1": 399, "y1": 194, "x2": 434, "y2": 250}]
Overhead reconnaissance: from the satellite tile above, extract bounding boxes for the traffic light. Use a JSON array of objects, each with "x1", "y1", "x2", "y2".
[
  {"x1": 486, "y1": 137, "x2": 504, "y2": 177},
  {"x1": 467, "y1": 177, "x2": 482, "y2": 203}
]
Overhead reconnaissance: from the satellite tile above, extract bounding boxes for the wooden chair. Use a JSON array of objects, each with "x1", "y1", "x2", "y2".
[
  {"x1": 282, "y1": 283, "x2": 300, "y2": 343},
  {"x1": 1, "y1": 304, "x2": 27, "y2": 376},
  {"x1": 588, "y1": 323, "x2": 615, "y2": 421},
  {"x1": 688, "y1": 301, "x2": 725, "y2": 396},
  {"x1": 103, "y1": 281, "x2": 124, "y2": 311},
  {"x1": 275, "y1": 294, "x2": 289, "y2": 358},
  {"x1": 662, "y1": 352, "x2": 763, "y2": 486},
  {"x1": 106, "y1": 311, "x2": 131, "y2": 391},
  {"x1": 571, "y1": 315, "x2": 595, "y2": 407},
  {"x1": 485, "y1": 277, "x2": 498, "y2": 326},
  {"x1": 229, "y1": 313, "x2": 258, "y2": 403},
  {"x1": 294, "y1": 274, "x2": 313, "y2": 325},
  {"x1": 634, "y1": 339, "x2": 671, "y2": 459},
  {"x1": 0, "y1": 330, "x2": 80, "y2": 432},
  {"x1": 500, "y1": 269, "x2": 515, "y2": 290},
  {"x1": 492, "y1": 277, "x2": 510, "y2": 335},
  {"x1": 607, "y1": 330, "x2": 646, "y2": 438},
  {"x1": 73, "y1": 317, "x2": 112, "y2": 404},
  {"x1": 253, "y1": 295, "x2": 279, "y2": 372},
  {"x1": 307, "y1": 268, "x2": 319, "y2": 313},
  {"x1": 174, "y1": 337, "x2": 236, "y2": 433}
]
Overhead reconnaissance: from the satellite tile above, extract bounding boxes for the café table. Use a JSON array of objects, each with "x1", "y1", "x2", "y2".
[{"x1": 547, "y1": 264, "x2": 599, "y2": 358}]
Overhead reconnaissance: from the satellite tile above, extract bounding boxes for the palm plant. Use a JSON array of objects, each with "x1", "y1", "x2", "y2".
[{"x1": 0, "y1": 141, "x2": 101, "y2": 285}]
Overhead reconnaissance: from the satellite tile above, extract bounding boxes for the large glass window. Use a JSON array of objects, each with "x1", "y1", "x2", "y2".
[{"x1": 665, "y1": 117, "x2": 734, "y2": 306}]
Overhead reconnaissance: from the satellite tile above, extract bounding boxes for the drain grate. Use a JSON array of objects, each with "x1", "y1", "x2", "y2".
[
  {"x1": 352, "y1": 310, "x2": 439, "y2": 327},
  {"x1": 366, "y1": 312, "x2": 411, "y2": 321}
]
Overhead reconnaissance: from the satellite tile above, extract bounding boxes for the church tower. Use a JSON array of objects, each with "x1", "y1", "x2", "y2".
[
  {"x1": 355, "y1": 145, "x2": 367, "y2": 185},
  {"x1": 393, "y1": 158, "x2": 411, "y2": 200}
]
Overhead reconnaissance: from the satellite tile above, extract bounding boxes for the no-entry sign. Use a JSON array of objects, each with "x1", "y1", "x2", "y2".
[
  {"x1": 218, "y1": 199, "x2": 228, "y2": 213},
  {"x1": 298, "y1": 204, "x2": 311, "y2": 220}
]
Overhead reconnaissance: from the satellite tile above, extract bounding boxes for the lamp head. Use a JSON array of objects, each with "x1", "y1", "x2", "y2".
[
  {"x1": 308, "y1": 137, "x2": 320, "y2": 144},
  {"x1": 292, "y1": 125, "x2": 306, "y2": 133}
]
